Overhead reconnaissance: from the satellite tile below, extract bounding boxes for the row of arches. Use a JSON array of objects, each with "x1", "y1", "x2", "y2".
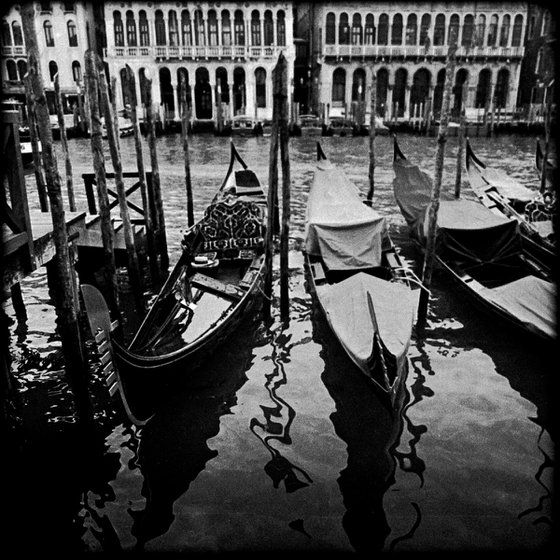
[
  {"x1": 330, "y1": 66, "x2": 511, "y2": 117},
  {"x1": 112, "y1": 8, "x2": 286, "y2": 48},
  {"x1": 325, "y1": 11, "x2": 524, "y2": 48},
  {"x1": 119, "y1": 66, "x2": 269, "y2": 120}
]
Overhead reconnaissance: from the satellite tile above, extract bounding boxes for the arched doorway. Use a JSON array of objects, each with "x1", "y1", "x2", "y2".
[
  {"x1": 476, "y1": 69, "x2": 492, "y2": 108},
  {"x1": 410, "y1": 68, "x2": 431, "y2": 107},
  {"x1": 393, "y1": 68, "x2": 407, "y2": 117},
  {"x1": 494, "y1": 68, "x2": 509, "y2": 108},
  {"x1": 159, "y1": 67, "x2": 174, "y2": 118},
  {"x1": 233, "y1": 67, "x2": 246, "y2": 115},
  {"x1": 195, "y1": 66, "x2": 212, "y2": 119},
  {"x1": 453, "y1": 68, "x2": 468, "y2": 116},
  {"x1": 177, "y1": 67, "x2": 191, "y2": 113},
  {"x1": 433, "y1": 68, "x2": 446, "y2": 118},
  {"x1": 216, "y1": 67, "x2": 229, "y2": 105},
  {"x1": 376, "y1": 68, "x2": 388, "y2": 116}
]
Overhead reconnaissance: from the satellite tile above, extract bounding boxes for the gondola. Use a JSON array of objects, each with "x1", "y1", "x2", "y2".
[
  {"x1": 465, "y1": 137, "x2": 556, "y2": 275},
  {"x1": 393, "y1": 136, "x2": 555, "y2": 343},
  {"x1": 81, "y1": 142, "x2": 268, "y2": 425},
  {"x1": 304, "y1": 142, "x2": 424, "y2": 406}
]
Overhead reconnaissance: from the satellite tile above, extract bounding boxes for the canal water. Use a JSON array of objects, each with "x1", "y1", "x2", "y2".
[{"x1": 4, "y1": 131, "x2": 556, "y2": 553}]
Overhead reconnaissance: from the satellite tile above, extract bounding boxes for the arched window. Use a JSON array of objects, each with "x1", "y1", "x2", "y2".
[
  {"x1": 351, "y1": 14, "x2": 362, "y2": 45},
  {"x1": 251, "y1": 10, "x2": 261, "y2": 46},
  {"x1": 169, "y1": 10, "x2": 179, "y2": 46},
  {"x1": 378, "y1": 14, "x2": 389, "y2": 45},
  {"x1": 255, "y1": 67, "x2": 266, "y2": 107},
  {"x1": 155, "y1": 10, "x2": 166, "y2": 45},
  {"x1": 72, "y1": 60, "x2": 81, "y2": 82},
  {"x1": 216, "y1": 67, "x2": 228, "y2": 104},
  {"x1": 494, "y1": 68, "x2": 509, "y2": 108},
  {"x1": 475, "y1": 68, "x2": 491, "y2": 107},
  {"x1": 433, "y1": 14, "x2": 445, "y2": 46},
  {"x1": 277, "y1": 10, "x2": 286, "y2": 46},
  {"x1": 391, "y1": 14, "x2": 403, "y2": 45},
  {"x1": 512, "y1": 14, "x2": 523, "y2": 46},
  {"x1": 2, "y1": 20, "x2": 12, "y2": 46},
  {"x1": 221, "y1": 10, "x2": 231, "y2": 46},
  {"x1": 332, "y1": 68, "x2": 346, "y2": 105},
  {"x1": 352, "y1": 68, "x2": 366, "y2": 101},
  {"x1": 487, "y1": 14, "x2": 498, "y2": 46},
  {"x1": 44, "y1": 20, "x2": 54, "y2": 47},
  {"x1": 364, "y1": 14, "x2": 375, "y2": 45},
  {"x1": 264, "y1": 10, "x2": 273, "y2": 45},
  {"x1": 126, "y1": 11, "x2": 137, "y2": 46},
  {"x1": 6, "y1": 60, "x2": 17, "y2": 80},
  {"x1": 476, "y1": 14, "x2": 486, "y2": 47},
  {"x1": 406, "y1": 14, "x2": 417, "y2": 45},
  {"x1": 234, "y1": 10, "x2": 245, "y2": 45},
  {"x1": 194, "y1": 10, "x2": 205, "y2": 45},
  {"x1": 139, "y1": 10, "x2": 150, "y2": 46},
  {"x1": 462, "y1": 14, "x2": 474, "y2": 46},
  {"x1": 339, "y1": 13, "x2": 349, "y2": 45},
  {"x1": 181, "y1": 10, "x2": 192, "y2": 46},
  {"x1": 208, "y1": 10, "x2": 218, "y2": 46},
  {"x1": 326, "y1": 12, "x2": 336, "y2": 44},
  {"x1": 113, "y1": 11, "x2": 124, "y2": 47},
  {"x1": 448, "y1": 14, "x2": 459, "y2": 45},
  {"x1": 420, "y1": 14, "x2": 431, "y2": 46},
  {"x1": 12, "y1": 21, "x2": 23, "y2": 45},
  {"x1": 17, "y1": 60, "x2": 27, "y2": 80},
  {"x1": 49, "y1": 60, "x2": 58, "y2": 82},
  {"x1": 499, "y1": 15, "x2": 510, "y2": 47}
]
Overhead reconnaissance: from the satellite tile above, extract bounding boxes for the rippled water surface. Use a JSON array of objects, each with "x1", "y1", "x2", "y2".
[{"x1": 4, "y1": 131, "x2": 556, "y2": 553}]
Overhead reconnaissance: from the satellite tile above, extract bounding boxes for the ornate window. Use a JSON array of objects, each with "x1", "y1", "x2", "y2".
[
  {"x1": 126, "y1": 11, "x2": 137, "y2": 46},
  {"x1": 6, "y1": 60, "x2": 17, "y2": 80},
  {"x1": 420, "y1": 13, "x2": 431, "y2": 46},
  {"x1": 221, "y1": 10, "x2": 231, "y2": 46},
  {"x1": 169, "y1": 10, "x2": 179, "y2": 46},
  {"x1": 255, "y1": 67, "x2": 266, "y2": 107},
  {"x1": 114, "y1": 11, "x2": 124, "y2": 47},
  {"x1": 339, "y1": 12, "x2": 349, "y2": 44},
  {"x1": 67, "y1": 20, "x2": 78, "y2": 46},
  {"x1": 433, "y1": 14, "x2": 445, "y2": 46},
  {"x1": 181, "y1": 10, "x2": 192, "y2": 46},
  {"x1": 139, "y1": 10, "x2": 150, "y2": 46},
  {"x1": 448, "y1": 14, "x2": 459, "y2": 45},
  {"x1": 332, "y1": 68, "x2": 346, "y2": 105},
  {"x1": 277, "y1": 10, "x2": 286, "y2": 46},
  {"x1": 1, "y1": 20, "x2": 12, "y2": 46},
  {"x1": 72, "y1": 60, "x2": 81, "y2": 82},
  {"x1": 49, "y1": 60, "x2": 58, "y2": 81},
  {"x1": 462, "y1": 14, "x2": 474, "y2": 47},
  {"x1": 351, "y1": 14, "x2": 362, "y2": 45},
  {"x1": 406, "y1": 14, "x2": 417, "y2": 45},
  {"x1": 208, "y1": 10, "x2": 218, "y2": 46},
  {"x1": 499, "y1": 15, "x2": 510, "y2": 46},
  {"x1": 487, "y1": 14, "x2": 498, "y2": 46},
  {"x1": 251, "y1": 10, "x2": 261, "y2": 46},
  {"x1": 511, "y1": 14, "x2": 523, "y2": 46},
  {"x1": 155, "y1": 10, "x2": 166, "y2": 46},
  {"x1": 391, "y1": 14, "x2": 403, "y2": 45},
  {"x1": 12, "y1": 21, "x2": 23, "y2": 45},
  {"x1": 364, "y1": 14, "x2": 375, "y2": 45},
  {"x1": 475, "y1": 14, "x2": 486, "y2": 47},
  {"x1": 234, "y1": 10, "x2": 245, "y2": 45},
  {"x1": 264, "y1": 10, "x2": 273, "y2": 45},
  {"x1": 44, "y1": 20, "x2": 55, "y2": 47},
  {"x1": 194, "y1": 10, "x2": 205, "y2": 45},
  {"x1": 378, "y1": 14, "x2": 389, "y2": 45},
  {"x1": 325, "y1": 12, "x2": 336, "y2": 44}
]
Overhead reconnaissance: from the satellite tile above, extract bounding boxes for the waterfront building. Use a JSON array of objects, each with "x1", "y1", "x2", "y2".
[
  {"x1": 102, "y1": 1, "x2": 295, "y2": 128},
  {"x1": 1, "y1": 1, "x2": 99, "y2": 122},
  {"x1": 298, "y1": 1, "x2": 530, "y2": 123}
]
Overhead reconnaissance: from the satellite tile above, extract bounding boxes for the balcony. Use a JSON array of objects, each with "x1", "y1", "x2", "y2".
[
  {"x1": 105, "y1": 44, "x2": 284, "y2": 61},
  {"x1": 2, "y1": 46, "x2": 27, "y2": 57},
  {"x1": 322, "y1": 44, "x2": 524, "y2": 60}
]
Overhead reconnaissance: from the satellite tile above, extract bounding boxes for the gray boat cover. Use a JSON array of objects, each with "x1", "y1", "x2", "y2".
[
  {"x1": 481, "y1": 276, "x2": 556, "y2": 340},
  {"x1": 470, "y1": 163, "x2": 536, "y2": 202},
  {"x1": 393, "y1": 157, "x2": 521, "y2": 264},
  {"x1": 306, "y1": 160, "x2": 388, "y2": 270},
  {"x1": 316, "y1": 272, "x2": 416, "y2": 371}
]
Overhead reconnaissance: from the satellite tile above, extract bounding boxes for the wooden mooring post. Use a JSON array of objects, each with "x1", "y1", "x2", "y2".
[
  {"x1": 97, "y1": 57, "x2": 146, "y2": 314},
  {"x1": 84, "y1": 49, "x2": 119, "y2": 317},
  {"x1": 454, "y1": 84, "x2": 468, "y2": 199},
  {"x1": 540, "y1": 92, "x2": 552, "y2": 194},
  {"x1": 124, "y1": 64, "x2": 160, "y2": 288},
  {"x1": 367, "y1": 67, "x2": 377, "y2": 203},
  {"x1": 21, "y1": 4, "x2": 92, "y2": 423},
  {"x1": 418, "y1": 44, "x2": 457, "y2": 325}
]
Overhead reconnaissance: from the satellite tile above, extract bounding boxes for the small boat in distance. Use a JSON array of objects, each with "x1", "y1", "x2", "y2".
[
  {"x1": 465, "y1": 138, "x2": 556, "y2": 275},
  {"x1": 393, "y1": 136, "x2": 555, "y2": 343},
  {"x1": 81, "y1": 142, "x2": 268, "y2": 425},
  {"x1": 304, "y1": 142, "x2": 423, "y2": 406}
]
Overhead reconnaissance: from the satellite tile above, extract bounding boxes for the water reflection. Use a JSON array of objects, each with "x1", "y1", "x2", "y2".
[
  {"x1": 123, "y1": 321, "x2": 257, "y2": 550},
  {"x1": 309, "y1": 288, "x2": 423, "y2": 552},
  {"x1": 250, "y1": 327, "x2": 313, "y2": 493}
]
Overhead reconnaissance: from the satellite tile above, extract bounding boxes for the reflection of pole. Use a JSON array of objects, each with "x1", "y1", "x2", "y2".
[
  {"x1": 180, "y1": 72, "x2": 194, "y2": 227},
  {"x1": 418, "y1": 44, "x2": 457, "y2": 325}
]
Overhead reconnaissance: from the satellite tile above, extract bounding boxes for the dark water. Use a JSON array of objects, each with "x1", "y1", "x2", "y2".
[{"x1": 4, "y1": 132, "x2": 556, "y2": 553}]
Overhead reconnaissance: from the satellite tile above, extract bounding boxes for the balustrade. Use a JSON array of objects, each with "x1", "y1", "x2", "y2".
[{"x1": 104, "y1": 44, "x2": 284, "y2": 60}]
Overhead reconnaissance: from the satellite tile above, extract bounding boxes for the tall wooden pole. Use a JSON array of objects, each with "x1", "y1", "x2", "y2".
[
  {"x1": 454, "y1": 84, "x2": 468, "y2": 199},
  {"x1": 143, "y1": 76, "x2": 169, "y2": 275},
  {"x1": 367, "y1": 67, "x2": 377, "y2": 202},
  {"x1": 418, "y1": 44, "x2": 457, "y2": 324},
  {"x1": 124, "y1": 65, "x2": 160, "y2": 288},
  {"x1": 97, "y1": 57, "x2": 146, "y2": 314},
  {"x1": 276, "y1": 54, "x2": 291, "y2": 322},
  {"x1": 84, "y1": 50, "x2": 119, "y2": 317},
  {"x1": 21, "y1": 5, "x2": 91, "y2": 423},
  {"x1": 54, "y1": 74, "x2": 76, "y2": 212},
  {"x1": 540, "y1": 90, "x2": 552, "y2": 194},
  {"x1": 24, "y1": 74, "x2": 49, "y2": 212},
  {"x1": 180, "y1": 72, "x2": 194, "y2": 227}
]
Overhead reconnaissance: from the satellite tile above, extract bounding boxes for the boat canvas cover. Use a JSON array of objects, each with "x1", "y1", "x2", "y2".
[
  {"x1": 481, "y1": 276, "x2": 556, "y2": 340},
  {"x1": 316, "y1": 272, "x2": 416, "y2": 371},
  {"x1": 473, "y1": 163, "x2": 535, "y2": 203},
  {"x1": 393, "y1": 158, "x2": 521, "y2": 264},
  {"x1": 306, "y1": 160, "x2": 388, "y2": 270}
]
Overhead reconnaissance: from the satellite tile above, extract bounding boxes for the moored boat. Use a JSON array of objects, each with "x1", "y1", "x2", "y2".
[
  {"x1": 465, "y1": 138, "x2": 556, "y2": 275},
  {"x1": 393, "y1": 136, "x2": 556, "y2": 343},
  {"x1": 81, "y1": 142, "x2": 268, "y2": 425},
  {"x1": 304, "y1": 142, "x2": 423, "y2": 406}
]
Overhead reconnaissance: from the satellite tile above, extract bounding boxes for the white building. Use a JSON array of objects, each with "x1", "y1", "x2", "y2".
[{"x1": 102, "y1": 1, "x2": 296, "y2": 126}]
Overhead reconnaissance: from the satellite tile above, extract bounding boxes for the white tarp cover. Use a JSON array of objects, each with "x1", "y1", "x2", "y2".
[
  {"x1": 474, "y1": 165, "x2": 536, "y2": 202},
  {"x1": 305, "y1": 160, "x2": 388, "y2": 270},
  {"x1": 481, "y1": 275, "x2": 556, "y2": 340},
  {"x1": 316, "y1": 273, "x2": 416, "y2": 372}
]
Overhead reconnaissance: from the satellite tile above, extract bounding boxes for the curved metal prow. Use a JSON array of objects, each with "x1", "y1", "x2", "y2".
[
  {"x1": 393, "y1": 135, "x2": 407, "y2": 162},
  {"x1": 317, "y1": 142, "x2": 328, "y2": 161},
  {"x1": 465, "y1": 137, "x2": 486, "y2": 169}
]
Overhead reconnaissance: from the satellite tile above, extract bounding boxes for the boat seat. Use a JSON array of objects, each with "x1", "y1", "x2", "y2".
[
  {"x1": 190, "y1": 272, "x2": 243, "y2": 300},
  {"x1": 311, "y1": 261, "x2": 327, "y2": 282},
  {"x1": 198, "y1": 198, "x2": 265, "y2": 256}
]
